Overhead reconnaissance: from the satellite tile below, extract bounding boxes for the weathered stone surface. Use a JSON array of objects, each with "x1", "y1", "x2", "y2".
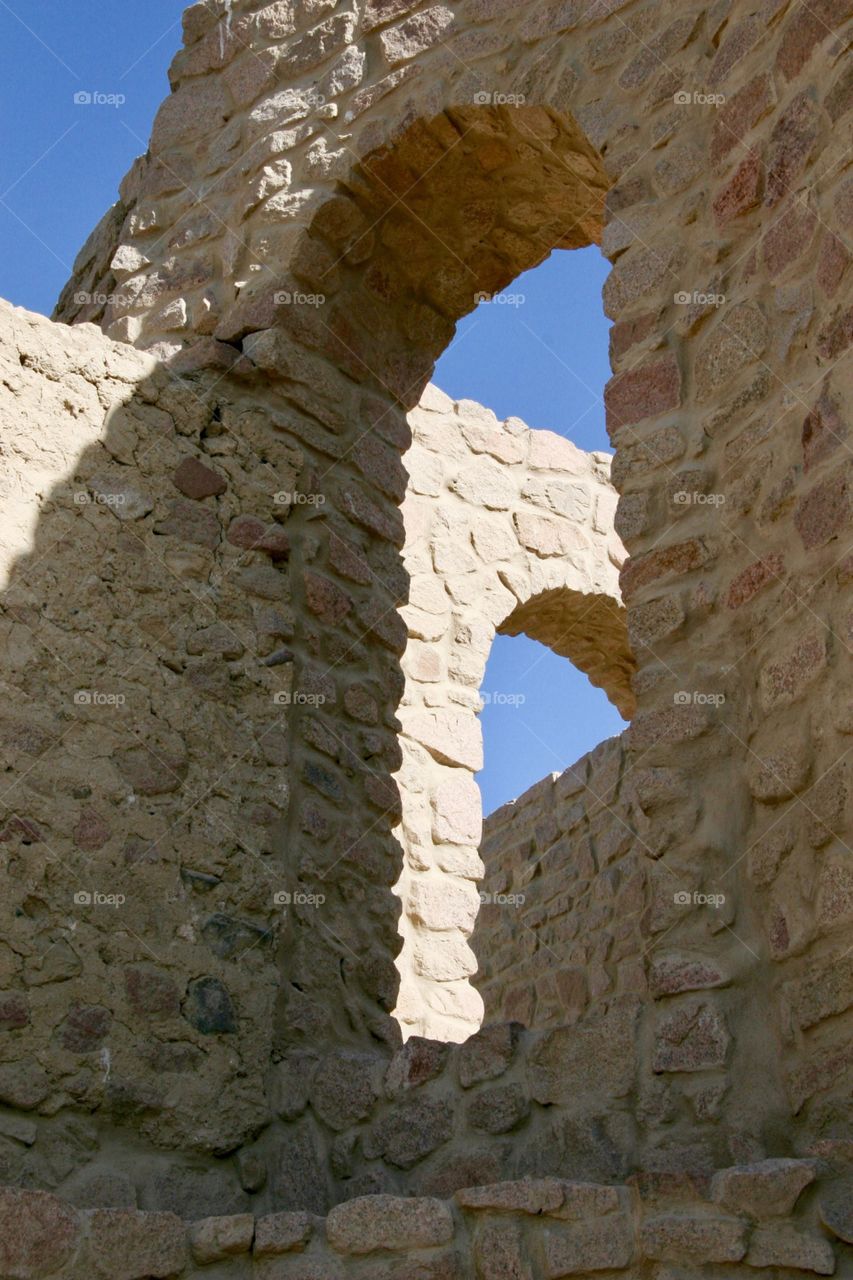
[
  {"x1": 326, "y1": 1194, "x2": 453, "y2": 1253},
  {"x1": 85, "y1": 1209, "x2": 187, "y2": 1279},
  {"x1": 529, "y1": 1005, "x2": 638, "y2": 1103},
  {"x1": 543, "y1": 1215, "x2": 634, "y2": 1275},
  {"x1": 711, "y1": 1158, "x2": 816, "y2": 1218},
  {"x1": 639, "y1": 1213, "x2": 748, "y2": 1263},
  {"x1": 0, "y1": 1188, "x2": 80, "y2": 1279},
  {"x1": 253, "y1": 1211, "x2": 313, "y2": 1256},
  {"x1": 364, "y1": 1099, "x2": 455, "y2": 1168},
  {"x1": 190, "y1": 1212, "x2": 255, "y2": 1264},
  {"x1": 182, "y1": 976, "x2": 238, "y2": 1034},
  {"x1": 455, "y1": 1179, "x2": 564, "y2": 1215},
  {"x1": 432, "y1": 772, "x2": 482, "y2": 846},
  {"x1": 819, "y1": 1178, "x2": 853, "y2": 1243},
  {"x1": 310, "y1": 1053, "x2": 379, "y2": 1131},
  {"x1": 746, "y1": 1223, "x2": 835, "y2": 1274},
  {"x1": 468, "y1": 1083, "x2": 529, "y2": 1134},
  {"x1": 5, "y1": 0, "x2": 852, "y2": 1241},
  {"x1": 653, "y1": 1002, "x2": 730, "y2": 1073},
  {"x1": 650, "y1": 954, "x2": 728, "y2": 997},
  {"x1": 173, "y1": 455, "x2": 227, "y2": 499},
  {"x1": 385, "y1": 1039, "x2": 450, "y2": 1096},
  {"x1": 155, "y1": 496, "x2": 221, "y2": 547},
  {"x1": 474, "y1": 1218, "x2": 530, "y2": 1280},
  {"x1": 458, "y1": 1023, "x2": 520, "y2": 1087},
  {"x1": 605, "y1": 354, "x2": 681, "y2": 432}
]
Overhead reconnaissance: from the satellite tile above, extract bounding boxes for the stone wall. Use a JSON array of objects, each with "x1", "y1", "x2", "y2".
[
  {"x1": 0, "y1": 296, "x2": 410, "y2": 1178},
  {"x1": 394, "y1": 387, "x2": 632, "y2": 1041},
  {"x1": 0, "y1": 0, "x2": 848, "y2": 1256},
  {"x1": 1, "y1": 1161, "x2": 850, "y2": 1279},
  {"x1": 0, "y1": 300, "x2": 634, "y2": 1218},
  {"x1": 475, "y1": 736, "x2": 646, "y2": 1028}
]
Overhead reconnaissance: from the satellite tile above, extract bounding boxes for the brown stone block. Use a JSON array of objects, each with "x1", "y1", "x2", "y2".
[
  {"x1": 0, "y1": 1188, "x2": 81, "y2": 1279},
  {"x1": 605, "y1": 354, "x2": 681, "y2": 434},
  {"x1": 639, "y1": 1212, "x2": 747, "y2": 1263},
  {"x1": 710, "y1": 74, "x2": 776, "y2": 171}
]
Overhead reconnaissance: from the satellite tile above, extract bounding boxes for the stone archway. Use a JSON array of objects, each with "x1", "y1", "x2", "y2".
[
  {"x1": 47, "y1": 0, "x2": 853, "y2": 1208},
  {"x1": 63, "y1": 91, "x2": 624, "y2": 1044},
  {"x1": 394, "y1": 383, "x2": 634, "y2": 1040}
]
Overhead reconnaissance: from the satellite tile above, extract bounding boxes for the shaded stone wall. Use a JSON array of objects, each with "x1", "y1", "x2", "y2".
[
  {"x1": 475, "y1": 736, "x2": 647, "y2": 1029},
  {"x1": 1, "y1": 1161, "x2": 850, "y2": 1280},
  {"x1": 0, "y1": 297, "x2": 409, "y2": 1186},
  {"x1": 394, "y1": 386, "x2": 632, "y2": 1041}
]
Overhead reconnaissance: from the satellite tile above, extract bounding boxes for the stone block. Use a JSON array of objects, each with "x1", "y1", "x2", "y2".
[
  {"x1": 468, "y1": 1083, "x2": 530, "y2": 1134},
  {"x1": 85, "y1": 1209, "x2": 187, "y2": 1280},
  {"x1": 253, "y1": 1211, "x2": 313, "y2": 1257},
  {"x1": 529, "y1": 1004, "x2": 638, "y2": 1104},
  {"x1": 458, "y1": 1023, "x2": 521, "y2": 1087},
  {"x1": 0, "y1": 1188, "x2": 81, "y2": 1279},
  {"x1": 364, "y1": 1098, "x2": 455, "y2": 1169},
  {"x1": 326, "y1": 1194, "x2": 453, "y2": 1253},
  {"x1": 190, "y1": 1213, "x2": 255, "y2": 1264},
  {"x1": 746, "y1": 1223, "x2": 835, "y2": 1274},
  {"x1": 604, "y1": 354, "x2": 681, "y2": 433},
  {"x1": 309, "y1": 1052, "x2": 379, "y2": 1131},
  {"x1": 711, "y1": 1158, "x2": 816, "y2": 1218},
  {"x1": 652, "y1": 1001, "x2": 729, "y2": 1073},
  {"x1": 543, "y1": 1215, "x2": 634, "y2": 1275},
  {"x1": 474, "y1": 1218, "x2": 531, "y2": 1280},
  {"x1": 638, "y1": 1214, "x2": 748, "y2": 1263},
  {"x1": 455, "y1": 1179, "x2": 564, "y2": 1215}
]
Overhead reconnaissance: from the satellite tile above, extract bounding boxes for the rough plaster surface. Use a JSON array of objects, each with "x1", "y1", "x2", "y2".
[{"x1": 0, "y1": 0, "x2": 846, "y2": 1268}]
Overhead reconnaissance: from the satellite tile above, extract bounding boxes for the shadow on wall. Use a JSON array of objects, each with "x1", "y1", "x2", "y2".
[
  {"x1": 0, "y1": 304, "x2": 411, "y2": 1175},
  {"x1": 0, "y1": 102, "x2": 620, "y2": 1186}
]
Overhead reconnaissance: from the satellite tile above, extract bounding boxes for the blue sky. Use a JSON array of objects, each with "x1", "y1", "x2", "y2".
[
  {"x1": 0, "y1": 1, "x2": 179, "y2": 315},
  {"x1": 434, "y1": 253, "x2": 625, "y2": 813},
  {"x1": 0, "y1": 3, "x2": 624, "y2": 815}
]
